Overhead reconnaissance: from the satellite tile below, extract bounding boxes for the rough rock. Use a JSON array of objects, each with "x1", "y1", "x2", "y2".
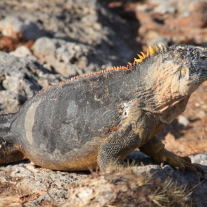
[
  {"x1": 0, "y1": 152, "x2": 206, "y2": 206},
  {"x1": 0, "y1": 52, "x2": 64, "y2": 113},
  {"x1": 0, "y1": 0, "x2": 134, "y2": 67},
  {"x1": 177, "y1": 115, "x2": 190, "y2": 128},
  {"x1": 32, "y1": 37, "x2": 111, "y2": 77},
  {"x1": 0, "y1": 161, "x2": 90, "y2": 207},
  {"x1": 0, "y1": 16, "x2": 44, "y2": 40},
  {"x1": 64, "y1": 152, "x2": 207, "y2": 207},
  {"x1": 134, "y1": 0, "x2": 207, "y2": 48},
  {"x1": 154, "y1": 4, "x2": 176, "y2": 14},
  {"x1": 10, "y1": 45, "x2": 35, "y2": 59},
  {"x1": 165, "y1": 1, "x2": 207, "y2": 29}
]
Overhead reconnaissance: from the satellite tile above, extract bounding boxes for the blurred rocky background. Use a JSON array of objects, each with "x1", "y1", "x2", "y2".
[{"x1": 0, "y1": 0, "x2": 207, "y2": 206}]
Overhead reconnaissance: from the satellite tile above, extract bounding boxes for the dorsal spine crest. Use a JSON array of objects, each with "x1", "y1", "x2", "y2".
[
  {"x1": 132, "y1": 44, "x2": 167, "y2": 65},
  {"x1": 41, "y1": 44, "x2": 167, "y2": 93}
]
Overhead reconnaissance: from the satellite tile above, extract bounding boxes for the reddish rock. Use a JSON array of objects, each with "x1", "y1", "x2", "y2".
[{"x1": 166, "y1": 1, "x2": 207, "y2": 29}]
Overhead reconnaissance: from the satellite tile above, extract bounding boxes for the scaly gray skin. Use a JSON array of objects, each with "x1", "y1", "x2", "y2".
[{"x1": 0, "y1": 45, "x2": 207, "y2": 173}]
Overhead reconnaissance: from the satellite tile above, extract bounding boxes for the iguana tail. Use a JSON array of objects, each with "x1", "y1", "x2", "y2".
[
  {"x1": 0, "y1": 113, "x2": 25, "y2": 164},
  {"x1": 0, "y1": 113, "x2": 16, "y2": 137}
]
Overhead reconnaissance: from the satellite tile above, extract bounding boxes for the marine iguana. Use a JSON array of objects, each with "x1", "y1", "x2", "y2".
[{"x1": 0, "y1": 44, "x2": 206, "y2": 173}]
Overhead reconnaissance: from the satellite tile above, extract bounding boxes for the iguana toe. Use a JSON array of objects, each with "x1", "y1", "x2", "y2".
[
  {"x1": 154, "y1": 149, "x2": 205, "y2": 175},
  {"x1": 177, "y1": 157, "x2": 205, "y2": 175},
  {"x1": 181, "y1": 156, "x2": 191, "y2": 163}
]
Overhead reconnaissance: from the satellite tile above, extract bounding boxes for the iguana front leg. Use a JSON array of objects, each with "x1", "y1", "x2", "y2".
[
  {"x1": 97, "y1": 110, "x2": 161, "y2": 171},
  {"x1": 139, "y1": 136, "x2": 204, "y2": 174},
  {"x1": 97, "y1": 123, "x2": 139, "y2": 171}
]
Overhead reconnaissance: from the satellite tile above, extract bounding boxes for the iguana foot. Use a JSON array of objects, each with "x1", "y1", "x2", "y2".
[
  {"x1": 139, "y1": 136, "x2": 205, "y2": 175},
  {"x1": 155, "y1": 148, "x2": 205, "y2": 175}
]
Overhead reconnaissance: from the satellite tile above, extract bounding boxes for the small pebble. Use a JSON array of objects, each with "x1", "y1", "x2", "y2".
[{"x1": 178, "y1": 115, "x2": 190, "y2": 127}]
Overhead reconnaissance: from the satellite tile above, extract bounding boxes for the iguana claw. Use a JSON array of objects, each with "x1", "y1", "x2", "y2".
[{"x1": 155, "y1": 149, "x2": 205, "y2": 175}]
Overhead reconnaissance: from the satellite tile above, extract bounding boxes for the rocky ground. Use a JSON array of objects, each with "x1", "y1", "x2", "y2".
[{"x1": 0, "y1": 0, "x2": 207, "y2": 206}]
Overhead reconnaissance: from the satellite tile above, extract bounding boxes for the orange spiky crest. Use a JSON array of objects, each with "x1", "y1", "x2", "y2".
[{"x1": 132, "y1": 44, "x2": 167, "y2": 65}]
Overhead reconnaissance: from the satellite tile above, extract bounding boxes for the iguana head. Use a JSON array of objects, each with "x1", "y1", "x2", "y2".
[{"x1": 135, "y1": 44, "x2": 207, "y2": 123}]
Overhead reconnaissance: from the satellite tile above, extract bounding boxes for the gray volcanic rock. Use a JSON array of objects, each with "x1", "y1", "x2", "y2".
[
  {"x1": 32, "y1": 37, "x2": 110, "y2": 77},
  {"x1": 0, "y1": 152, "x2": 206, "y2": 207},
  {"x1": 0, "y1": 0, "x2": 134, "y2": 67},
  {"x1": 0, "y1": 52, "x2": 64, "y2": 113},
  {"x1": 0, "y1": 16, "x2": 43, "y2": 40}
]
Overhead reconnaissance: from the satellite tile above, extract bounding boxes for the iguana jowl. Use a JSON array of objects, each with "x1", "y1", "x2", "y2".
[{"x1": 0, "y1": 44, "x2": 207, "y2": 173}]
